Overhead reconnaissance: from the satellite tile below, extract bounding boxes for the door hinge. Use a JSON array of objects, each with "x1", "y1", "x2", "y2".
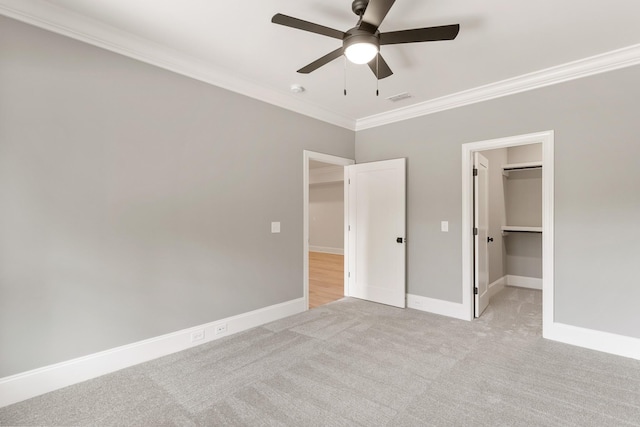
[
  {"x1": 474, "y1": 287, "x2": 479, "y2": 295},
  {"x1": 473, "y1": 227, "x2": 478, "y2": 236},
  {"x1": 473, "y1": 168, "x2": 478, "y2": 176},
  {"x1": 348, "y1": 178, "x2": 351, "y2": 184},
  {"x1": 348, "y1": 225, "x2": 351, "y2": 231},
  {"x1": 348, "y1": 272, "x2": 351, "y2": 278}
]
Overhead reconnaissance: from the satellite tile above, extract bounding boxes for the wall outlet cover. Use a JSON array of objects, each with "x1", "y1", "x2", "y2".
[{"x1": 190, "y1": 330, "x2": 205, "y2": 342}]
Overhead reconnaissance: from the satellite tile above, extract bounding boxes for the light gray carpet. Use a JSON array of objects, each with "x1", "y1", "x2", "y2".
[{"x1": 1, "y1": 287, "x2": 639, "y2": 426}]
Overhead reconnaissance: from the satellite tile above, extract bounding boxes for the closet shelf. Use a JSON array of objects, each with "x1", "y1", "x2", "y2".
[
  {"x1": 502, "y1": 161, "x2": 542, "y2": 177},
  {"x1": 501, "y1": 226, "x2": 542, "y2": 234}
]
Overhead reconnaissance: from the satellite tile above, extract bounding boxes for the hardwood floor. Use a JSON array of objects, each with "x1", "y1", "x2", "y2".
[{"x1": 308, "y1": 251, "x2": 344, "y2": 309}]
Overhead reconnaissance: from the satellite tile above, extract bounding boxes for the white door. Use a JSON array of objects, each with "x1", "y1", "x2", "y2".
[
  {"x1": 474, "y1": 152, "x2": 490, "y2": 317},
  {"x1": 347, "y1": 158, "x2": 406, "y2": 308}
]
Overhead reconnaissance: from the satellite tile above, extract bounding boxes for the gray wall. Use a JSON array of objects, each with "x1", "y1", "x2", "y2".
[
  {"x1": 479, "y1": 148, "x2": 507, "y2": 284},
  {"x1": 504, "y1": 233, "x2": 542, "y2": 278},
  {"x1": 309, "y1": 183, "x2": 344, "y2": 252},
  {"x1": 356, "y1": 65, "x2": 640, "y2": 338},
  {"x1": 0, "y1": 16, "x2": 354, "y2": 377},
  {"x1": 505, "y1": 169, "x2": 542, "y2": 227},
  {"x1": 508, "y1": 144, "x2": 542, "y2": 163}
]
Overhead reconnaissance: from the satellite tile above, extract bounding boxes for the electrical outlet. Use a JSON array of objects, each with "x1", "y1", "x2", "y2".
[
  {"x1": 191, "y1": 329, "x2": 205, "y2": 342},
  {"x1": 215, "y1": 323, "x2": 227, "y2": 335}
]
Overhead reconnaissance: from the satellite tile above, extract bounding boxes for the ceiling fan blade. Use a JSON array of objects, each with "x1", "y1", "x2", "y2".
[
  {"x1": 380, "y1": 24, "x2": 460, "y2": 45},
  {"x1": 359, "y1": 0, "x2": 396, "y2": 33},
  {"x1": 272, "y1": 14, "x2": 345, "y2": 40},
  {"x1": 367, "y1": 54, "x2": 393, "y2": 79},
  {"x1": 297, "y1": 48, "x2": 344, "y2": 74}
]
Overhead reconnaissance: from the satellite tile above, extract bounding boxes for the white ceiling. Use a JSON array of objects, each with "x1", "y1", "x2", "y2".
[{"x1": 2, "y1": 0, "x2": 640, "y2": 130}]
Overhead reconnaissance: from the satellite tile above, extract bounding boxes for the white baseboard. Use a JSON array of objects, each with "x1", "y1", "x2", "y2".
[
  {"x1": 488, "y1": 276, "x2": 507, "y2": 298},
  {"x1": 407, "y1": 294, "x2": 469, "y2": 321},
  {"x1": 406, "y1": 289, "x2": 640, "y2": 361},
  {"x1": 309, "y1": 246, "x2": 344, "y2": 255},
  {"x1": 0, "y1": 298, "x2": 306, "y2": 408},
  {"x1": 544, "y1": 322, "x2": 640, "y2": 361},
  {"x1": 506, "y1": 275, "x2": 542, "y2": 290}
]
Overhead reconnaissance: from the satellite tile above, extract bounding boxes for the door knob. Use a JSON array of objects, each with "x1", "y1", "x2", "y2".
[
  {"x1": 487, "y1": 237, "x2": 494, "y2": 243},
  {"x1": 396, "y1": 237, "x2": 404, "y2": 243}
]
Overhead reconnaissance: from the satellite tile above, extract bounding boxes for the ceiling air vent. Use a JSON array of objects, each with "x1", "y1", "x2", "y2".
[{"x1": 386, "y1": 92, "x2": 412, "y2": 102}]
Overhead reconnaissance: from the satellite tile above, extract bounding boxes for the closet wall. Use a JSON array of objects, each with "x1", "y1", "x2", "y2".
[
  {"x1": 504, "y1": 144, "x2": 543, "y2": 286},
  {"x1": 481, "y1": 144, "x2": 542, "y2": 291}
]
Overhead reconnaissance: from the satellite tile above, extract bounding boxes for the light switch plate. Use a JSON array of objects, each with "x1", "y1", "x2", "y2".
[
  {"x1": 271, "y1": 222, "x2": 280, "y2": 233},
  {"x1": 441, "y1": 221, "x2": 449, "y2": 232}
]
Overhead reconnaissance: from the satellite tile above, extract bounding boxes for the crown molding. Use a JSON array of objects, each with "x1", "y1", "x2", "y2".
[
  {"x1": 355, "y1": 43, "x2": 640, "y2": 131},
  {"x1": 0, "y1": 0, "x2": 356, "y2": 131},
  {"x1": 2, "y1": 0, "x2": 639, "y2": 133}
]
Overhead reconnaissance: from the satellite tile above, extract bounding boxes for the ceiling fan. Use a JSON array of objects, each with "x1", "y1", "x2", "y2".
[{"x1": 272, "y1": 0, "x2": 460, "y2": 80}]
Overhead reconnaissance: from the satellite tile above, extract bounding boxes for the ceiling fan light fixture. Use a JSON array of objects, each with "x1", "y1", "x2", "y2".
[
  {"x1": 344, "y1": 42, "x2": 378, "y2": 64},
  {"x1": 343, "y1": 31, "x2": 379, "y2": 64}
]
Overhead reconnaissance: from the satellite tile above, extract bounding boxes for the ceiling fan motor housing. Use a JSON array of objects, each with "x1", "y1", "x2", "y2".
[
  {"x1": 351, "y1": 0, "x2": 369, "y2": 16},
  {"x1": 343, "y1": 28, "x2": 380, "y2": 50}
]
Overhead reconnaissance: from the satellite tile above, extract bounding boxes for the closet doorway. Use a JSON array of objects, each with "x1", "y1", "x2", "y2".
[
  {"x1": 461, "y1": 131, "x2": 554, "y2": 336},
  {"x1": 475, "y1": 143, "x2": 543, "y2": 318},
  {"x1": 303, "y1": 151, "x2": 354, "y2": 309}
]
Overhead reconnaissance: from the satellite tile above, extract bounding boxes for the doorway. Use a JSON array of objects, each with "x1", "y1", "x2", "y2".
[
  {"x1": 303, "y1": 151, "x2": 354, "y2": 310},
  {"x1": 303, "y1": 151, "x2": 407, "y2": 310},
  {"x1": 461, "y1": 131, "x2": 554, "y2": 337},
  {"x1": 474, "y1": 144, "x2": 544, "y2": 319}
]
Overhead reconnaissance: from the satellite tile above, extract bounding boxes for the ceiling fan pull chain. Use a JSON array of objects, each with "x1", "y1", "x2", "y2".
[
  {"x1": 376, "y1": 54, "x2": 379, "y2": 96},
  {"x1": 344, "y1": 56, "x2": 348, "y2": 96}
]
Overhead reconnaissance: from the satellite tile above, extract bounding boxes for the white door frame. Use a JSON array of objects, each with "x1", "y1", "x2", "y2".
[
  {"x1": 303, "y1": 150, "x2": 355, "y2": 309},
  {"x1": 461, "y1": 131, "x2": 554, "y2": 337}
]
